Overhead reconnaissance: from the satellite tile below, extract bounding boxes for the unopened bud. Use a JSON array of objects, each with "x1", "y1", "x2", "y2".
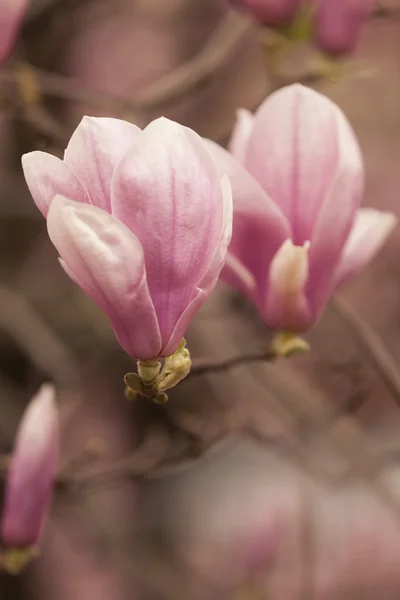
[
  {"x1": 230, "y1": 0, "x2": 303, "y2": 27},
  {"x1": 314, "y1": 0, "x2": 373, "y2": 57},
  {"x1": 1, "y1": 384, "x2": 59, "y2": 572}
]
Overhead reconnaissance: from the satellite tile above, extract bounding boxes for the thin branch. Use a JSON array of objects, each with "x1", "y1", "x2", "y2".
[
  {"x1": 1, "y1": 12, "x2": 252, "y2": 121},
  {"x1": 131, "y1": 12, "x2": 253, "y2": 110},
  {"x1": 189, "y1": 348, "x2": 276, "y2": 377},
  {"x1": 332, "y1": 295, "x2": 400, "y2": 408}
]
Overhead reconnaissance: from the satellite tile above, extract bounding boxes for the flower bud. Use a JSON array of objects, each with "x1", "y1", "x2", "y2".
[
  {"x1": 230, "y1": 0, "x2": 303, "y2": 27},
  {"x1": 1, "y1": 384, "x2": 59, "y2": 555},
  {"x1": 0, "y1": 0, "x2": 30, "y2": 65},
  {"x1": 314, "y1": 0, "x2": 373, "y2": 56}
]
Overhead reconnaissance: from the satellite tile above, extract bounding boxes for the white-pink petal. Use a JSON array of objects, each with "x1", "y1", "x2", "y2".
[
  {"x1": 307, "y1": 161, "x2": 364, "y2": 314},
  {"x1": 22, "y1": 152, "x2": 90, "y2": 217},
  {"x1": 333, "y1": 208, "x2": 397, "y2": 288},
  {"x1": 264, "y1": 239, "x2": 312, "y2": 330},
  {"x1": 228, "y1": 109, "x2": 255, "y2": 164},
  {"x1": 243, "y1": 84, "x2": 363, "y2": 245},
  {"x1": 47, "y1": 196, "x2": 162, "y2": 360},
  {"x1": 64, "y1": 116, "x2": 141, "y2": 213}
]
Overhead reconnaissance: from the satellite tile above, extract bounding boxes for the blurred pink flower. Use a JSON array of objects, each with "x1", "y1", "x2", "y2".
[
  {"x1": 0, "y1": 0, "x2": 29, "y2": 64},
  {"x1": 22, "y1": 117, "x2": 232, "y2": 359},
  {"x1": 205, "y1": 84, "x2": 396, "y2": 332},
  {"x1": 314, "y1": 0, "x2": 373, "y2": 56},
  {"x1": 230, "y1": 0, "x2": 302, "y2": 26},
  {"x1": 1, "y1": 384, "x2": 58, "y2": 549}
]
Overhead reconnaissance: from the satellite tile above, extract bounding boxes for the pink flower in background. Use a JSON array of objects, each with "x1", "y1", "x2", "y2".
[
  {"x1": 1, "y1": 384, "x2": 58, "y2": 549},
  {"x1": 314, "y1": 0, "x2": 373, "y2": 56},
  {"x1": 22, "y1": 117, "x2": 232, "y2": 360},
  {"x1": 0, "y1": 0, "x2": 30, "y2": 64},
  {"x1": 230, "y1": 0, "x2": 302, "y2": 26},
  {"x1": 205, "y1": 84, "x2": 396, "y2": 332}
]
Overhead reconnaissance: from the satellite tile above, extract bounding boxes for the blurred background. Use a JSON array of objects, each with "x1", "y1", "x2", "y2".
[{"x1": 1, "y1": 0, "x2": 400, "y2": 598}]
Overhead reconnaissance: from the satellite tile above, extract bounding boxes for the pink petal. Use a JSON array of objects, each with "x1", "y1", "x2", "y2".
[
  {"x1": 244, "y1": 84, "x2": 363, "y2": 244},
  {"x1": 64, "y1": 116, "x2": 141, "y2": 213},
  {"x1": 231, "y1": 0, "x2": 302, "y2": 26},
  {"x1": 197, "y1": 175, "x2": 233, "y2": 292},
  {"x1": 162, "y1": 176, "x2": 233, "y2": 357},
  {"x1": 222, "y1": 252, "x2": 258, "y2": 302},
  {"x1": 111, "y1": 117, "x2": 224, "y2": 348},
  {"x1": 0, "y1": 0, "x2": 29, "y2": 64},
  {"x1": 47, "y1": 196, "x2": 161, "y2": 360},
  {"x1": 315, "y1": 0, "x2": 374, "y2": 56},
  {"x1": 306, "y1": 165, "x2": 364, "y2": 315},
  {"x1": 204, "y1": 139, "x2": 290, "y2": 290},
  {"x1": 264, "y1": 239, "x2": 312, "y2": 330},
  {"x1": 22, "y1": 152, "x2": 90, "y2": 217},
  {"x1": 228, "y1": 109, "x2": 255, "y2": 164},
  {"x1": 2, "y1": 384, "x2": 58, "y2": 547},
  {"x1": 333, "y1": 208, "x2": 397, "y2": 288}
]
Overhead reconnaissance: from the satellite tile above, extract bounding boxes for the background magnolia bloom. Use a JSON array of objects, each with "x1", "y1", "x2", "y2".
[
  {"x1": 0, "y1": 0, "x2": 30, "y2": 65},
  {"x1": 204, "y1": 84, "x2": 396, "y2": 332},
  {"x1": 1, "y1": 384, "x2": 59, "y2": 549},
  {"x1": 22, "y1": 117, "x2": 232, "y2": 360},
  {"x1": 229, "y1": 0, "x2": 302, "y2": 26},
  {"x1": 314, "y1": 0, "x2": 374, "y2": 56}
]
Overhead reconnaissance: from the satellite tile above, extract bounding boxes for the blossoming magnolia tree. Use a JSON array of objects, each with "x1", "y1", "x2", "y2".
[{"x1": 1, "y1": 1, "x2": 400, "y2": 598}]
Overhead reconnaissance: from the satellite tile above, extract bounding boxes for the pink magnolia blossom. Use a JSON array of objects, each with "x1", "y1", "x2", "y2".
[
  {"x1": 0, "y1": 0, "x2": 30, "y2": 64},
  {"x1": 22, "y1": 117, "x2": 232, "y2": 359},
  {"x1": 204, "y1": 84, "x2": 396, "y2": 332},
  {"x1": 314, "y1": 0, "x2": 373, "y2": 56},
  {"x1": 230, "y1": 0, "x2": 302, "y2": 26},
  {"x1": 1, "y1": 384, "x2": 59, "y2": 548}
]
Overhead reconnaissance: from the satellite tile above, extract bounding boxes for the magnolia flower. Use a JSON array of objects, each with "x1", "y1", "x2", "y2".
[
  {"x1": 204, "y1": 84, "x2": 396, "y2": 332},
  {"x1": 22, "y1": 117, "x2": 232, "y2": 360},
  {"x1": 1, "y1": 384, "x2": 58, "y2": 549},
  {"x1": 0, "y1": 0, "x2": 30, "y2": 64},
  {"x1": 314, "y1": 0, "x2": 373, "y2": 56},
  {"x1": 230, "y1": 0, "x2": 302, "y2": 26}
]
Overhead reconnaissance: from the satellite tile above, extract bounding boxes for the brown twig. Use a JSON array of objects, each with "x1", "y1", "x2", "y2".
[
  {"x1": 189, "y1": 348, "x2": 276, "y2": 377},
  {"x1": 332, "y1": 295, "x2": 400, "y2": 408},
  {"x1": 131, "y1": 11, "x2": 253, "y2": 110},
  {"x1": 1, "y1": 12, "x2": 252, "y2": 121},
  {"x1": 57, "y1": 426, "x2": 169, "y2": 492}
]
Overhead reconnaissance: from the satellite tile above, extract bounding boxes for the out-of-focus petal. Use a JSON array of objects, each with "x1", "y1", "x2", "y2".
[
  {"x1": 22, "y1": 152, "x2": 90, "y2": 217},
  {"x1": 244, "y1": 84, "x2": 362, "y2": 245},
  {"x1": 230, "y1": 0, "x2": 302, "y2": 26},
  {"x1": 222, "y1": 253, "x2": 258, "y2": 301},
  {"x1": 228, "y1": 109, "x2": 255, "y2": 164},
  {"x1": 315, "y1": 0, "x2": 374, "y2": 56},
  {"x1": 306, "y1": 166, "x2": 363, "y2": 314},
  {"x1": 264, "y1": 239, "x2": 312, "y2": 330},
  {"x1": 111, "y1": 117, "x2": 224, "y2": 346},
  {"x1": 0, "y1": 0, "x2": 29, "y2": 64},
  {"x1": 1, "y1": 384, "x2": 58, "y2": 548},
  {"x1": 333, "y1": 208, "x2": 397, "y2": 288},
  {"x1": 63, "y1": 116, "x2": 141, "y2": 213},
  {"x1": 47, "y1": 196, "x2": 161, "y2": 360},
  {"x1": 204, "y1": 139, "x2": 290, "y2": 289}
]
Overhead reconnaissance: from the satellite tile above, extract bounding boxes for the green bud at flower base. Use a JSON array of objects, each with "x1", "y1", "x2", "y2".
[{"x1": 125, "y1": 339, "x2": 192, "y2": 402}]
